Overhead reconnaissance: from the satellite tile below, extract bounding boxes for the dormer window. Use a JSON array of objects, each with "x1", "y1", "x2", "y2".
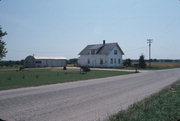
[
  {"x1": 91, "y1": 49, "x2": 96, "y2": 55},
  {"x1": 114, "y1": 50, "x2": 117, "y2": 55}
]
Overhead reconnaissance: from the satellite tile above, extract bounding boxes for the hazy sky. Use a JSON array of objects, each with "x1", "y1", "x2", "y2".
[{"x1": 0, "y1": 0, "x2": 180, "y2": 60}]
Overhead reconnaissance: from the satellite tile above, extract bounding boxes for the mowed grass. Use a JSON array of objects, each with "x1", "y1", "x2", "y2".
[
  {"x1": 0, "y1": 68, "x2": 132, "y2": 90},
  {"x1": 107, "y1": 81, "x2": 180, "y2": 121}
]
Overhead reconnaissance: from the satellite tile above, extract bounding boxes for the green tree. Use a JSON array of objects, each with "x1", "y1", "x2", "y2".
[
  {"x1": 123, "y1": 58, "x2": 132, "y2": 67},
  {"x1": 0, "y1": 26, "x2": 7, "y2": 60},
  {"x1": 139, "y1": 54, "x2": 146, "y2": 68}
]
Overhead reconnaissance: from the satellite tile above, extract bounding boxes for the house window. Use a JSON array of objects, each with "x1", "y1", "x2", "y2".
[
  {"x1": 36, "y1": 60, "x2": 41, "y2": 64},
  {"x1": 118, "y1": 59, "x2": 121, "y2": 64},
  {"x1": 100, "y1": 59, "x2": 103, "y2": 65},
  {"x1": 88, "y1": 59, "x2": 90, "y2": 64},
  {"x1": 91, "y1": 49, "x2": 96, "y2": 55},
  {"x1": 114, "y1": 58, "x2": 116, "y2": 64},
  {"x1": 110, "y1": 58, "x2": 113, "y2": 64},
  {"x1": 114, "y1": 50, "x2": 117, "y2": 55}
]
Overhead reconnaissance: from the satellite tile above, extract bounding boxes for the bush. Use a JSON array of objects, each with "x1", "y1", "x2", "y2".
[
  {"x1": 139, "y1": 55, "x2": 146, "y2": 68},
  {"x1": 123, "y1": 58, "x2": 132, "y2": 67}
]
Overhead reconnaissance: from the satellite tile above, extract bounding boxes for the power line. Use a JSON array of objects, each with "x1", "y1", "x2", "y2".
[{"x1": 124, "y1": 45, "x2": 147, "y2": 53}]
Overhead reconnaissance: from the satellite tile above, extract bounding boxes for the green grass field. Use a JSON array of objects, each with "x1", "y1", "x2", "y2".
[
  {"x1": 0, "y1": 68, "x2": 132, "y2": 90},
  {"x1": 107, "y1": 81, "x2": 180, "y2": 121}
]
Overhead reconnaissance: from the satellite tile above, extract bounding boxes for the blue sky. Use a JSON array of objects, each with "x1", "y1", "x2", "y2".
[{"x1": 0, "y1": 0, "x2": 180, "y2": 60}]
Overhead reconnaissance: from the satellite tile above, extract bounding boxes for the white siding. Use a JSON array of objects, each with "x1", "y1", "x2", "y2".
[
  {"x1": 78, "y1": 45, "x2": 123, "y2": 67},
  {"x1": 24, "y1": 55, "x2": 67, "y2": 68},
  {"x1": 78, "y1": 55, "x2": 107, "y2": 67},
  {"x1": 107, "y1": 46, "x2": 123, "y2": 67},
  {"x1": 35, "y1": 59, "x2": 66, "y2": 67}
]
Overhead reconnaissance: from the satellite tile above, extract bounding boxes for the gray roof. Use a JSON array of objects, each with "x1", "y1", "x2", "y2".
[
  {"x1": 34, "y1": 56, "x2": 67, "y2": 60},
  {"x1": 79, "y1": 43, "x2": 124, "y2": 55}
]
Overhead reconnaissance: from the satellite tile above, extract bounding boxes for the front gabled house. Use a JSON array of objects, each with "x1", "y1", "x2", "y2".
[{"x1": 78, "y1": 40, "x2": 124, "y2": 67}]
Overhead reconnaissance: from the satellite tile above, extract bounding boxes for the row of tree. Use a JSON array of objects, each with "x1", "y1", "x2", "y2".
[{"x1": 0, "y1": 60, "x2": 24, "y2": 67}]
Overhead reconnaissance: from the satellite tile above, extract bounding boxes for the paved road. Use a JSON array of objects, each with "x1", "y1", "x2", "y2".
[{"x1": 0, "y1": 68, "x2": 180, "y2": 121}]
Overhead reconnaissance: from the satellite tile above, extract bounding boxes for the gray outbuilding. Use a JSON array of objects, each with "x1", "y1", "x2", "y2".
[{"x1": 24, "y1": 55, "x2": 67, "y2": 68}]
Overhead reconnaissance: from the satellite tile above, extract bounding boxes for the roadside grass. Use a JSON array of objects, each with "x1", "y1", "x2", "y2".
[
  {"x1": 0, "y1": 68, "x2": 132, "y2": 90},
  {"x1": 107, "y1": 81, "x2": 180, "y2": 121}
]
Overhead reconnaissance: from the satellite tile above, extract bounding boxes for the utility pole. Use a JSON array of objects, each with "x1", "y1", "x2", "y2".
[{"x1": 147, "y1": 39, "x2": 153, "y2": 67}]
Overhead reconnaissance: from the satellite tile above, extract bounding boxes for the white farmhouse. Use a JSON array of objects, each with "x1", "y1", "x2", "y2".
[
  {"x1": 78, "y1": 40, "x2": 124, "y2": 67},
  {"x1": 24, "y1": 56, "x2": 67, "y2": 68}
]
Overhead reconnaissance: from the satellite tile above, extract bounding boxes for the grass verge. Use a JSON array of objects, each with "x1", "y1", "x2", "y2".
[
  {"x1": 107, "y1": 81, "x2": 180, "y2": 121},
  {"x1": 0, "y1": 68, "x2": 132, "y2": 90}
]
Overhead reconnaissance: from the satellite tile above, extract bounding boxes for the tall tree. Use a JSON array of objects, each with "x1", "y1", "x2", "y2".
[
  {"x1": 139, "y1": 54, "x2": 146, "y2": 68},
  {"x1": 0, "y1": 26, "x2": 7, "y2": 60}
]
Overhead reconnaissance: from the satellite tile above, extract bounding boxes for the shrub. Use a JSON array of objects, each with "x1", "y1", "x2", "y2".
[
  {"x1": 123, "y1": 58, "x2": 132, "y2": 67},
  {"x1": 139, "y1": 54, "x2": 146, "y2": 68}
]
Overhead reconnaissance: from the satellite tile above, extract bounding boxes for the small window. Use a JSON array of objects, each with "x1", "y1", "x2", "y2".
[
  {"x1": 114, "y1": 58, "x2": 116, "y2": 64},
  {"x1": 118, "y1": 59, "x2": 121, "y2": 64},
  {"x1": 114, "y1": 50, "x2": 117, "y2": 55},
  {"x1": 91, "y1": 49, "x2": 96, "y2": 55},
  {"x1": 88, "y1": 59, "x2": 90, "y2": 64},
  {"x1": 110, "y1": 58, "x2": 113, "y2": 64},
  {"x1": 100, "y1": 59, "x2": 103, "y2": 65},
  {"x1": 36, "y1": 61, "x2": 41, "y2": 64}
]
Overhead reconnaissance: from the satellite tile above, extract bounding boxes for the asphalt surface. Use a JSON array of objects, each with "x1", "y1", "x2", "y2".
[{"x1": 0, "y1": 68, "x2": 180, "y2": 121}]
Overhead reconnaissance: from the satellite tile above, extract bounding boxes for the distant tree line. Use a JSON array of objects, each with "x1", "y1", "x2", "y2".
[
  {"x1": 66, "y1": 58, "x2": 79, "y2": 67},
  {"x1": 124, "y1": 59, "x2": 180, "y2": 63},
  {"x1": 0, "y1": 60, "x2": 24, "y2": 67},
  {"x1": 67, "y1": 58, "x2": 78, "y2": 65},
  {"x1": 153, "y1": 59, "x2": 180, "y2": 62}
]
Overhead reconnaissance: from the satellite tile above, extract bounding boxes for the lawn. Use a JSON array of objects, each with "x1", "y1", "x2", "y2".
[
  {"x1": 107, "y1": 81, "x2": 180, "y2": 121},
  {"x1": 0, "y1": 68, "x2": 132, "y2": 90}
]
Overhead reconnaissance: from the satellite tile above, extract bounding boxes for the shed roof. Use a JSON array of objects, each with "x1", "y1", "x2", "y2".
[{"x1": 34, "y1": 56, "x2": 67, "y2": 60}]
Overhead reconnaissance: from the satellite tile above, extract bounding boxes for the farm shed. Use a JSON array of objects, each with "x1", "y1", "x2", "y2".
[{"x1": 24, "y1": 56, "x2": 67, "y2": 68}]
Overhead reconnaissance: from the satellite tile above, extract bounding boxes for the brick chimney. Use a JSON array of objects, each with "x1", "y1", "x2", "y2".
[{"x1": 103, "y1": 40, "x2": 105, "y2": 45}]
